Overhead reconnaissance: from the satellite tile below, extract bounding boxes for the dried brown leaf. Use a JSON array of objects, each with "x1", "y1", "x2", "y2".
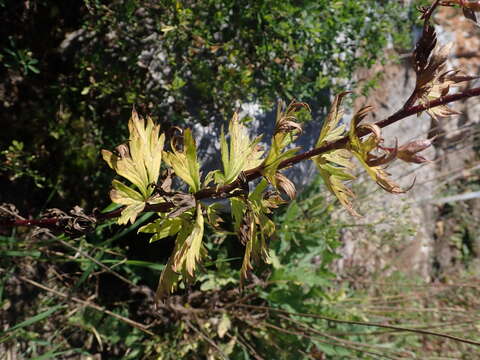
[
  {"x1": 274, "y1": 172, "x2": 296, "y2": 200},
  {"x1": 167, "y1": 193, "x2": 196, "y2": 218}
]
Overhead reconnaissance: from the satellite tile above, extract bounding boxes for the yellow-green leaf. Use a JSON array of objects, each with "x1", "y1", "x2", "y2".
[
  {"x1": 138, "y1": 216, "x2": 182, "y2": 243},
  {"x1": 317, "y1": 91, "x2": 350, "y2": 146},
  {"x1": 118, "y1": 202, "x2": 146, "y2": 225},
  {"x1": 313, "y1": 93, "x2": 358, "y2": 215},
  {"x1": 109, "y1": 179, "x2": 146, "y2": 224},
  {"x1": 262, "y1": 100, "x2": 305, "y2": 185},
  {"x1": 102, "y1": 109, "x2": 165, "y2": 198},
  {"x1": 163, "y1": 129, "x2": 201, "y2": 192},
  {"x1": 179, "y1": 203, "x2": 205, "y2": 277},
  {"x1": 215, "y1": 112, "x2": 264, "y2": 185},
  {"x1": 217, "y1": 313, "x2": 231, "y2": 338},
  {"x1": 110, "y1": 179, "x2": 145, "y2": 204},
  {"x1": 155, "y1": 204, "x2": 206, "y2": 299},
  {"x1": 101, "y1": 109, "x2": 165, "y2": 225},
  {"x1": 156, "y1": 256, "x2": 180, "y2": 301}
]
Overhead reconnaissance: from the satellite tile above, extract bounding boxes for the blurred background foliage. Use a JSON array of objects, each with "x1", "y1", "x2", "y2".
[{"x1": 4, "y1": 0, "x2": 478, "y2": 359}]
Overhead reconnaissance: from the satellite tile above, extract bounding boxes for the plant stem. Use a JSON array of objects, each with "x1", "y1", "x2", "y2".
[{"x1": 3, "y1": 86, "x2": 480, "y2": 227}]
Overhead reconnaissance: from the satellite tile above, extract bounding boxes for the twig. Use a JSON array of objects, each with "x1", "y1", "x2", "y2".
[
  {"x1": 234, "y1": 332, "x2": 265, "y2": 360},
  {"x1": 276, "y1": 313, "x2": 407, "y2": 359},
  {"x1": 184, "y1": 319, "x2": 227, "y2": 359},
  {"x1": 56, "y1": 238, "x2": 137, "y2": 288},
  {"x1": 262, "y1": 320, "x2": 395, "y2": 360},
  {"x1": 236, "y1": 304, "x2": 480, "y2": 347},
  {"x1": 15, "y1": 273, "x2": 154, "y2": 336}
]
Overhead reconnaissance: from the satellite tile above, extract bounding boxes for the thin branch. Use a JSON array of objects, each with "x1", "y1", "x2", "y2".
[
  {"x1": 262, "y1": 320, "x2": 394, "y2": 360},
  {"x1": 184, "y1": 320, "x2": 227, "y2": 360},
  {"x1": 234, "y1": 332, "x2": 265, "y2": 360},
  {"x1": 13, "y1": 273, "x2": 154, "y2": 336},
  {"x1": 83, "y1": 85, "x2": 480, "y2": 221},
  {"x1": 56, "y1": 237, "x2": 137, "y2": 288},
  {"x1": 236, "y1": 304, "x2": 480, "y2": 347},
  {"x1": 276, "y1": 313, "x2": 407, "y2": 359}
]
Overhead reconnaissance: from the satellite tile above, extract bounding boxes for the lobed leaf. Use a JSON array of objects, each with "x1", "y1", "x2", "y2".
[
  {"x1": 313, "y1": 92, "x2": 358, "y2": 215},
  {"x1": 317, "y1": 91, "x2": 350, "y2": 146},
  {"x1": 110, "y1": 179, "x2": 146, "y2": 225},
  {"x1": 262, "y1": 100, "x2": 307, "y2": 186},
  {"x1": 211, "y1": 112, "x2": 264, "y2": 185},
  {"x1": 163, "y1": 129, "x2": 201, "y2": 192},
  {"x1": 155, "y1": 203, "x2": 206, "y2": 300},
  {"x1": 138, "y1": 215, "x2": 182, "y2": 243},
  {"x1": 101, "y1": 109, "x2": 165, "y2": 224},
  {"x1": 348, "y1": 107, "x2": 409, "y2": 194},
  {"x1": 235, "y1": 179, "x2": 276, "y2": 286},
  {"x1": 412, "y1": 17, "x2": 478, "y2": 120}
]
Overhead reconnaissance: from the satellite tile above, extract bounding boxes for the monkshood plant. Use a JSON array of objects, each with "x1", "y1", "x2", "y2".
[{"x1": 2, "y1": 0, "x2": 480, "y2": 301}]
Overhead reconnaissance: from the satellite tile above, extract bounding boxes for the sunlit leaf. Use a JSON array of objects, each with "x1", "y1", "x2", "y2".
[
  {"x1": 262, "y1": 100, "x2": 307, "y2": 185},
  {"x1": 412, "y1": 20, "x2": 478, "y2": 120},
  {"x1": 102, "y1": 109, "x2": 165, "y2": 198},
  {"x1": 313, "y1": 92, "x2": 358, "y2": 215},
  {"x1": 156, "y1": 256, "x2": 180, "y2": 300},
  {"x1": 110, "y1": 180, "x2": 146, "y2": 225},
  {"x1": 348, "y1": 107, "x2": 408, "y2": 194},
  {"x1": 138, "y1": 215, "x2": 182, "y2": 243},
  {"x1": 163, "y1": 128, "x2": 201, "y2": 192},
  {"x1": 213, "y1": 112, "x2": 264, "y2": 185},
  {"x1": 397, "y1": 138, "x2": 435, "y2": 164},
  {"x1": 217, "y1": 313, "x2": 231, "y2": 339},
  {"x1": 155, "y1": 203, "x2": 206, "y2": 300},
  {"x1": 237, "y1": 179, "x2": 276, "y2": 286},
  {"x1": 101, "y1": 109, "x2": 165, "y2": 224},
  {"x1": 317, "y1": 91, "x2": 350, "y2": 146},
  {"x1": 173, "y1": 203, "x2": 205, "y2": 277}
]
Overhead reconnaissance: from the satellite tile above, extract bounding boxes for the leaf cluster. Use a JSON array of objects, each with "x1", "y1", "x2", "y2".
[{"x1": 99, "y1": 0, "x2": 480, "y2": 300}]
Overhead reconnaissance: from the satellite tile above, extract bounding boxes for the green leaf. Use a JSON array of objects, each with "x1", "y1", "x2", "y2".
[
  {"x1": 313, "y1": 93, "x2": 358, "y2": 216},
  {"x1": 214, "y1": 112, "x2": 264, "y2": 185},
  {"x1": 230, "y1": 197, "x2": 246, "y2": 232},
  {"x1": 138, "y1": 216, "x2": 182, "y2": 243},
  {"x1": 163, "y1": 128, "x2": 201, "y2": 192},
  {"x1": 101, "y1": 109, "x2": 165, "y2": 224},
  {"x1": 155, "y1": 203, "x2": 206, "y2": 300},
  {"x1": 262, "y1": 100, "x2": 307, "y2": 186}
]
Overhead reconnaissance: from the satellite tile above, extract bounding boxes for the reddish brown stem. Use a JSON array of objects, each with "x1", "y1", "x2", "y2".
[
  {"x1": 2, "y1": 86, "x2": 480, "y2": 229},
  {"x1": 195, "y1": 86, "x2": 480, "y2": 201}
]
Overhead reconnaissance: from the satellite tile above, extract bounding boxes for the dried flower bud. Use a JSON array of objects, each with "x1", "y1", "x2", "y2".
[
  {"x1": 397, "y1": 138, "x2": 435, "y2": 164},
  {"x1": 115, "y1": 143, "x2": 130, "y2": 158}
]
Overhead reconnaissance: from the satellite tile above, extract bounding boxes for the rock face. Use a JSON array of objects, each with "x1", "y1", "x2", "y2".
[{"x1": 334, "y1": 8, "x2": 480, "y2": 281}]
